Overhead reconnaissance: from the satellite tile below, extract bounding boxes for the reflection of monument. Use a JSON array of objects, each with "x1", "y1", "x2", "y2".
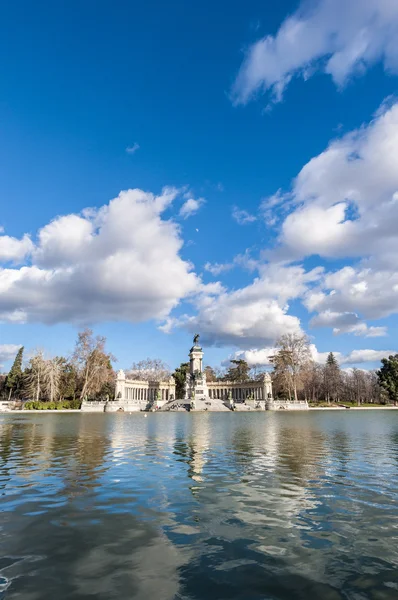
[
  {"x1": 189, "y1": 413, "x2": 211, "y2": 482},
  {"x1": 185, "y1": 334, "x2": 208, "y2": 403}
]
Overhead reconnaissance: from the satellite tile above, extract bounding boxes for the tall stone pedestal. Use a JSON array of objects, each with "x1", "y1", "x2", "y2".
[{"x1": 184, "y1": 341, "x2": 208, "y2": 402}]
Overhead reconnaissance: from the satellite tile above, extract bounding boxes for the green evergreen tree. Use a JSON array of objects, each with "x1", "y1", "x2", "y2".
[
  {"x1": 172, "y1": 362, "x2": 189, "y2": 399},
  {"x1": 57, "y1": 358, "x2": 78, "y2": 400},
  {"x1": 326, "y1": 352, "x2": 339, "y2": 368},
  {"x1": 324, "y1": 352, "x2": 341, "y2": 404},
  {"x1": 5, "y1": 346, "x2": 24, "y2": 400},
  {"x1": 377, "y1": 354, "x2": 398, "y2": 404},
  {"x1": 225, "y1": 359, "x2": 251, "y2": 382}
]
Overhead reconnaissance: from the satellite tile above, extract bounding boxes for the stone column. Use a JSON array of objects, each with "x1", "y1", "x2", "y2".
[{"x1": 115, "y1": 370, "x2": 126, "y2": 400}]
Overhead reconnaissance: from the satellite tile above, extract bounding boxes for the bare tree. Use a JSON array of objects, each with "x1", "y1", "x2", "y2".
[
  {"x1": 270, "y1": 352, "x2": 294, "y2": 399},
  {"x1": 128, "y1": 358, "x2": 170, "y2": 382},
  {"x1": 250, "y1": 364, "x2": 268, "y2": 380},
  {"x1": 204, "y1": 365, "x2": 218, "y2": 382},
  {"x1": 300, "y1": 361, "x2": 323, "y2": 403},
  {"x1": 44, "y1": 358, "x2": 62, "y2": 402},
  {"x1": 73, "y1": 329, "x2": 116, "y2": 400},
  {"x1": 24, "y1": 351, "x2": 47, "y2": 401},
  {"x1": 272, "y1": 333, "x2": 311, "y2": 402}
]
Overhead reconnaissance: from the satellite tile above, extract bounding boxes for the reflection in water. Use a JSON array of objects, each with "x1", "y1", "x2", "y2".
[{"x1": 0, "y1": 412, "x2": 398, "y2": 599}]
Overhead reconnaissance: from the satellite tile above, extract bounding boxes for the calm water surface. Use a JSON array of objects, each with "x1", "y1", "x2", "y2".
[{"x1": 1, "y1": 412, "x2": 398, "y2": 600}]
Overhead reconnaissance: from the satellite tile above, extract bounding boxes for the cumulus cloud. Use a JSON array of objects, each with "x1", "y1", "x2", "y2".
[
  {"x1": 275, "y1": 101, "x2": 398, "y2": 262},
  {"x1": 0, "y1": 344, "x2": 22, "y2": 368},
  {"x1": 304, "y1": 266, "x2": 398, "y2": 322},
  {"x1": 232, "y1": 348, "x2": 276, "y2": 366},
  {"x1": 0, "y1": 233, "x2": 34, "y2": 263},
  {"x1": 168, "y1": 264, "x2": 322, "y2": 348},
  {"x1": 232, "y1": 0, "x2": 398, "y2": 105},
  {"x1": 342, "y1": 349, "x2": 395, "y2": 365},
  {"x1": 310, "y1": 310, "x2": 387, "y2": 337},
  {"x1": 261, "y1": 100, "x2": 398, "y2": 335},
  {"x1": 179, "y1": 197, "x2": 205, "y2": 219},
  {"x1": 0, "y1": 188, "x2": 200, "y2": 325},
  {"x1": 232, "y1": 206, "x2": 257, "y2": 225}
]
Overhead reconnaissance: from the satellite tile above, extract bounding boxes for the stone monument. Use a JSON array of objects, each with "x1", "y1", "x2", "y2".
[{"x1": 185, "y1": 334, "x2": 209, "y2": 402}]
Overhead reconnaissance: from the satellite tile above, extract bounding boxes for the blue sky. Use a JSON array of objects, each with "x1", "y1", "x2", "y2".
[{"x1": 1, "y1": 0, "x2": 398, "y2": 371}]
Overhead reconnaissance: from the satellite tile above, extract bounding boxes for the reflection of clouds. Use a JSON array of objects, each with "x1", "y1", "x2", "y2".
[
  {"x1": 73, "y1": 516, "x2": 189, "y2": 600},
  {"x1": 222, "y1": 415, "x2": 325, "y2": 531},
  {"x1": 2, "y1": 510, "x2": 191, "y2": 600}
]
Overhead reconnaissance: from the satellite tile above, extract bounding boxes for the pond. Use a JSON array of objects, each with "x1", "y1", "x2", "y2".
[{"x1": 0, "y1": 411, "x2": 397, "y2": 599}]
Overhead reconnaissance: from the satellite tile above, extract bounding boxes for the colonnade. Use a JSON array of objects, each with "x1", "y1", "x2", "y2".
[
  {"x1": 207, "y1": 373, "x2": 272, "y2": 404},
  {"x1": 208, "y1": 386, "x2": 267, "y2": 401},
  {"x1": 115, "y1": 370, "x2": 176, "y2": 406},
  {"x1": 124, "y1": 386, "x2": 171, "y2": 402}
]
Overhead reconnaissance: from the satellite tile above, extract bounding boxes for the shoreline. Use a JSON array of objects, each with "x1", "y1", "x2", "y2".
[
  {"x1": 309, "y1": 406, "x2": 398, "y2": 410},
  {"x1": 1, "y1": 406, "x2": 398, "y2": 414}
]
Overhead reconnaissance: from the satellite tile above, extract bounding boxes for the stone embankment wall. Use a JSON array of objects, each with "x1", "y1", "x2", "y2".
[
  {"x1": 0, "y1": 401, "x2": 14, "y2": 412},
  {"x1": 80, "y1": 400, "x2": 150, "y2": 412},
  {"x1": 80, "y1": 400, "x2": 107, "y2": 412},
  {"x1": 267, "y1": 400, "x2": 309, "y2": 410}
]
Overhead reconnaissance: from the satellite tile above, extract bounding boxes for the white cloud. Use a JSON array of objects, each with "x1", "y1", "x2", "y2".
[
  {"x1": 0, "y1": 188, "x2": 201, "y2": 325},
  {"x1": 260, "y1": 190, "x2": 291, "y2": 226},
  {"x1": 227, "y1": 344, "x2": 395, "y2": 368},
  {"x1": 126, "y1": 143, "x2": 140, "y2": 154},
  {"x1": 0, "y1": 233, "x2": 33, "y2": 263},
  {"x1": 179, "y1": 197, "x2": 205, "y2": 219},
  {"x1": 169, "y1": 264, "x2": 322, "y2": 348},
  {"x1": 261, "y1": 100, "x2": 398, "y2": 332},
  {"x1": 204, "y1": 251, "x2": 258, "y2": 277},
  {"x1": 335, "y1": 324, "x2": 387, "y2": 337},
  {"x1": 276, "y1": 102, "x2": 398, "y2": 263},
  {"x1": 232, "y1": 0, "x2": 398, "y2": 105},
  {"x1": 309, "y1": 310, "x2": 387, "y2": 337},
  {"x1": 34, "y1": 215, "x2": 94, "y2": 268},
  {"x1": 232, "y1": 206, "x2": 257, "y2": 225},
  {"x1": 184, "y1": 296, "x2": 301, "y2": 348},
  {"x1": 204, "y1": 262, "x2": 234, "y2": 276},
  {"x1": 233, "y1": 347, "x2": 276, "y2": 366},
  {"x1": 305, "y1": 266, "x2": 398, "y2": 321},
  {"x1": 0, "y1": 344, "x2": 22, "y2": 368},
  {"x1": 342, "y1": 349, "x2": 395, "y2": 365},
  {"x1": 311, "y1": 346, "x2": 395, "y2": 366}
]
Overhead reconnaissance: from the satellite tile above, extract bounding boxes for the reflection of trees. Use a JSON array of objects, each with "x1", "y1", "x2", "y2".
[
  {"x1": 62, "y1": 415, "x2": 111, "y2": 497},
  {"x1": 231, "y1": 426, "x2": 255, "y2": 465},
  {"x1": 0, "y1": 415, "x2": 111, "y2": 499},
  {"x1": 0, "y1": 419, "x2": 53, "y2": 482},
  {"x1": 277, "y1": 421, "x2": 327, "y2": 482}
]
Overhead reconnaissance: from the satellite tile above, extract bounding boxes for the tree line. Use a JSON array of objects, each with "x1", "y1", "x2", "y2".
[
  {"x1": 2, "y1": 331, "x2": 397, "y2": 406},
  {"x1": 268, "y1": 333, "x2": 396, "y2": 406},
  {"x1": 0, "y1": 329, "x2": 115, "y2": 407},
  {"x1": 172, "y1": 334, "x2": 398, "y2": 405}
]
